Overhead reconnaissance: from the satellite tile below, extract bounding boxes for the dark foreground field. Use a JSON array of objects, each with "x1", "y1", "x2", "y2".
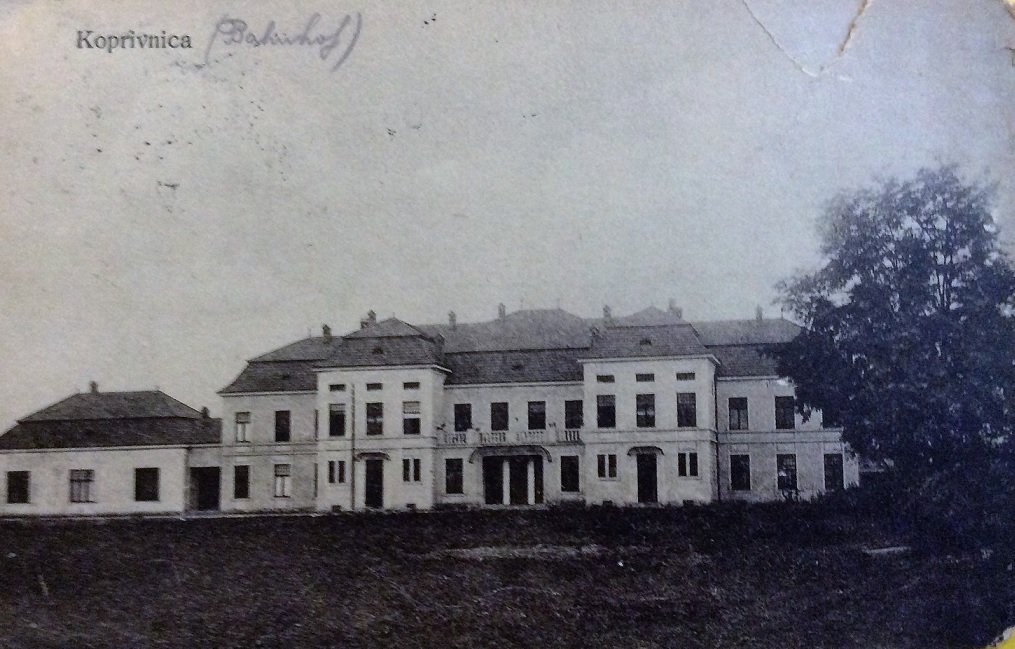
[{"x1": 0, "y1": 503, "x2": 1010, "y2": 649}]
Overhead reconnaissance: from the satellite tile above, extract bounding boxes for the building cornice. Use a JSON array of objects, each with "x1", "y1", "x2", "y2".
[
  {"x1": 577, "y1": 354, "x2": 719, "y2": 365},
  {"x1": 444, "y1": 380, "x2": 583, "y2": 390},
  {"x1": 218, "y1": 390, "x2": 317, "y2": 397}
]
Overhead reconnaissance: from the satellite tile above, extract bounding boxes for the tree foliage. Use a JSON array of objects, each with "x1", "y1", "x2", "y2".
[{"x1": 776, "y1": 166, "x2": 1015, "y2": 487}]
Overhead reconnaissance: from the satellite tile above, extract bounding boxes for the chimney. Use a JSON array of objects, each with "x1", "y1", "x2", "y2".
[
  {"x1": 89, "y1": 381, "x2": 98, "y2": 394},
  {"x1": 498, "y1": 303, "x2": 506, "y2": 319},
  {"x1": 756, "y1": 306, "x2": 764, "y2": 322},
  {"x1": 360, "y1": 310, "x2": 377, "y2": 329},
  {"x1": 603, "y1": 305, "x2": 613, "y2": 325},
  {"x1": 201, "y1": 406, "x2": 210, "y2": 418},
  {"x1": 322, "y1": 324, "x2": 332, "y2": 341},
  {"x1": 668, "y1": 299, "x2": 684, "y2": 319},
  {"x1": 449, "y1": 311, "x2": 457, "y2": 330}
]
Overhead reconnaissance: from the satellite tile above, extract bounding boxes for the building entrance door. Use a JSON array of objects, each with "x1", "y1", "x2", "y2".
[
  {"x1": 636, "y1": 454, "x2": 658, "y2": 504},
  {"x1": 189, "y1": 467, "x2": 221, "y2": 511},
  {"x1": 483, "y1": 457, "x2": 504, "y2": 505},
  {"x1": 364, "y1": 459, "x2": 384, "y2": 509},
  {"x1": 481, "y1": 455, "x2": 544, "y2": 505}
]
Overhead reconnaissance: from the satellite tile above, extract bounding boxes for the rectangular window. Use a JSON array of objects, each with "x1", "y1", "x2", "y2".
[
  {"x1": 596, "y1": 374, "x2": 615, "y2": 383},
  {"x1": 728, "y1": 398, "x2": 749, "y2": 431},
  {"x1": 403, "y1": 458, "x2": 422, "y2": 482},
  {"x1": 490, "y1": 402, "x2": 509, "y2": 431},
  {"x1": 560, "y1": 456, "x2": 580, "y2": 492},
  {"x1": 597, "y1": 395, "x2": 616, "y2": 429},
  {"x1": 730, "y1": 455, "x2": 751, "y2": 491},
  {"x1": 366, "y1": 402, "x2": 384, "y2": 435},
  {"x1": 273, "y1": 464, "x2": 292, "y2": 498},
  {"x1": 329, "y1": 383, "x2": 346, "y2": 392},
  {"x1": 454, "y1": 403, "x2": 472, "y2": 432},
  {"x1": 675, "y1": 372, "x2": 696, "y2": 381},
  {"x1": 636, "y1": 394, "x2": 656, "y2": 428},
  {"x1": 274, "y1": 410, "x2": 291, "y2": 442},
  {"x1": 775, "y1": 397, "x2": 796, "y2": 430},
  {"x1": 402, "y1": 401, "x2": 421, "y2": 435},
  {"x1": 235, "y1": 412, "x2": 251, "y2": 442},
  {"x1": 329, "y1": 403, "x2": 346, "y2": 437},
  {"x1": 564, "y1": 400, "x2": 583, "y2": 429},
  {"x1": 824, "y1": 453, "x2": 844, "y2": 491},
  {"x1": 777, "y1": 454, "x2": 798, "y2": 491},
  {"x1": 677, "y1": 453, "x2": 699, "y2": 478},
  {"x1": 445, "y1": 459, "x2": 464, "y2": 494},
  {"x1": 635, "y1": 373, "x2": 655, "y2": 382},
  {"x1": 69, "y1": 469, "x2": 95, "y2": 503},
  {"x1": 328, "y1": 460, "x2": 346, "y2": 484},
  {"x1": 234, "y1": 465, "x2": 250, "y2": 499},
  {"x1": 134, "y1": 468, "x2": 160, "y2": 502},
  {"x1": 6, "y1": 471, "x2": 29, "y2": 504},
  {"x1": 597, "y1": 454, "x2": 618, "y2": 479},
  {"x1": 366, "y1": 383, "x2": 383, "y2": 391},
  {"x1": 677, "y1": 392, "x2": 697, "y2": 427},
  {"x1": 403, "y1": 381, "x2": 420, "y2": 390},
  {"x1": 527, "y1": 401, "x2": 546, "y2": 430}
]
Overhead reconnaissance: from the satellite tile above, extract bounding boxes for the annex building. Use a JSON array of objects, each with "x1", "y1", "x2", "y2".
[{"x1": 0, "y1": 305, "x2": 859, "y2": 516}]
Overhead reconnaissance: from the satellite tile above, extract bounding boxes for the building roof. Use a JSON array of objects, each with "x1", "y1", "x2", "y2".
[
  {"x1": 220, "y1": 309, "x2": 805, "y2": 393},
  {"x1": 20, "y1": 390, "x2": 205, "y2": 422},
  {"x1": 445, "y1": 349, "x2": 585, "y2": 385},
  {"x1": 0, "y1": 390, "x2": 221, "y2": 450},
  {"x1": 582, "y1": 324, "x2": 709, "y2": 360}
]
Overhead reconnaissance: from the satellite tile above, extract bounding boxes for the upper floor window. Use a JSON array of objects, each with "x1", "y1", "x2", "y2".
[
  {"x1": 596, "y1": 395, "x2": 616, "y2": 429},
  {"x1": 403, "y1": 381, "x2": 420, "y2": 390},
  {"x1": 676, "y1": 393, "x2": 697, "y2": 427},
  {"x1": 564, "y1": 400, "x2": 583, "y2": 429},
  {"x1": 329, "y1": 403, "x2": 346, "y2": 437},
  {"x1": 490, "y1": 402, "x2": 509, "y2": 431},
  {"x1": 329, "y1": 383, "x2": 346, "y2": 392},
  {"x1": 366, "y1": 383, "x2": 383, "y2": 391},
  {"x1": 775, "y1": 397, "x2": 796, "y2": 430},
  {"x1": 365, "y1": 402, "x2": 384, "y2": 435},
  {"x1": 6, "y1": 471, "x2": 29, "y2": 504},
  {"x1": 274, "y1": 410, "x2": 291, "y2": 442},
  {"x1": 728, "y1": 398, "x2": 749, "y2": 431},
  {"x1": 596, "y1": 374, "x2": 615, "y2": 383},
  {"x1": 235, "y1": 412, "x2": 251, "y2": 442},
  {"x1": 635, "y1": 373, "x2": 655, "y2": 383},
  {"x1": 675, "y1": 372, "x2": 696, "y2": 381},
  {"x1": 403, "y1": 401, "x2": 421, "y2": 435},
  {"x1": 636, "y1": 394, "x2": 655, "y2": 428},
  {"x1": 454, "y1": 403, "x2": 472, "y2": 432},
  {"x1": 69, "y1": 469, "x2": 95, "y2": 503},
  {"x1": 527, "y1": 401, "x2": 546, "y2": 430}
]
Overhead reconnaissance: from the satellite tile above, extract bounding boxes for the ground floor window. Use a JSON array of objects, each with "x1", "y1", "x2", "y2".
[
  {"x1": 273, "y1": 464, "x2": 292, "y2": 498},
  {"x1": 777, "y1": 454, "x2": 798, "y2": 491},
  {"x1": 824, "y1": 453, "x2": 844, "y2": 491},
  {"x1": 70, "y1": 469, "x2": 95, "y2": 502},
  {"x1": 328, "y1": 460, "x2": 347, "y2": 484},
  {"x1": 730, "y1": 455, "x2": 751, "y2": 491},
  {"x1": 677, "y1": 452, "x2": 698, "y2": 478},
  {"x1": 134, "y1": 468, "x2": 160, "y2": 502},
  {"x1": 234, "y1": 465, "x2": 250, "y2": 499},
  {"x1": 445, "y1": 458, "x2": 464, "y2": 494},
  {"x1": 403, "y1": 458, "x2": 422, "y2": 482},
  {"x1": 560, "y1": 455, "x2": 580, "y2": 492},
  {"x1": 597, "y1": 454, "x2": 618, "y2": 479},
  {"x1": 6, "y1": 471, "x2": 29, "y2": 504}
]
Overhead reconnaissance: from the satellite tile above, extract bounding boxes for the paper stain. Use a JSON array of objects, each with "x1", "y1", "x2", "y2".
[{"x1": 741, "y1": 0, "x2": 873, "y2": 78}]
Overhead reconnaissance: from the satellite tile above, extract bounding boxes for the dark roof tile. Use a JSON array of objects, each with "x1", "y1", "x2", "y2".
[
  {"x1": 20, "y1": 390, "x2": 204, "y2": 422},
  {"x1": 0, "y1": 418, "x2": 221, "y2": 450}
]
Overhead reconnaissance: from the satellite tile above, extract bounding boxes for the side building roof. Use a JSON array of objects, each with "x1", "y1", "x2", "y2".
[{"x1": 0, "y1": 390, "x2": 221, "y2": 450}]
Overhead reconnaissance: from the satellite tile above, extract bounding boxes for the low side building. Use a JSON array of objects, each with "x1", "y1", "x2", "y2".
[{"x1": 0, "y1": 385, "x2": 221, "y2": 516}]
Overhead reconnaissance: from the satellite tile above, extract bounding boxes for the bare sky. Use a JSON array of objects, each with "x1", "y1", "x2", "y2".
[{"x1": 1, "y1": 0, "x2": 1013, "y2": 429}]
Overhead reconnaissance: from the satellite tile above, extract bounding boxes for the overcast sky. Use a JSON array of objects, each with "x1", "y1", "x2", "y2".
[{"x1": 1, "y1": 0, "x2": 1013, "y2": 429}]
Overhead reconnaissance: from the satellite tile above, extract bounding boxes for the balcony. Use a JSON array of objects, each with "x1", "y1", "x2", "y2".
[{"x1": 440, "y1": 428, "x2": 582, "y2": 446}]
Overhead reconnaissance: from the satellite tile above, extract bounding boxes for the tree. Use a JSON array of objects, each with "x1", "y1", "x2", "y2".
[{"x1": 776, "y1": 166, "x2": 1015, "y2": 493}]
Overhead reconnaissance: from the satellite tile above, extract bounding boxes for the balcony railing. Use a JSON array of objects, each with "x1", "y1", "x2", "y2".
[{"x1": 440, "y1": 429, "x2": 582, "y2": 446}]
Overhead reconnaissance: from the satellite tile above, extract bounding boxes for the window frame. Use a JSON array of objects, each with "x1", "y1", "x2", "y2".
[
  {"x1": 728, "y1": 397, "x2": 749, "y2": 431},
  {"x1": 329, "y1": 403, "x2": 347, "y2": 437},
  {"x1": 527, "y1": 401, "x2": 546, "y2": 430},
  {"x1": 596, "y1": 394, "x2": 616, "y2": 429},
  {"x1": 635, "y1": 393, "x2": 656, "y2": 428},
  {"x1": 134, "y1": 468, "x2": 160, "y2": 502},
  {"x1": 560, "y1": 455, "x2": 580, "y2": 492},
  {"x1": 676, "y1": 392, "x2": 697, "y2": 428},
  {"x1": 402, "y1": 458, "x2": 422, "y2": 483},
  {"x1": 730, "y1": 454, "x2": 751, "y2": 491},
  {"x1": 453, "y1": 403, "x2": 472, "y2": 432},
  {"x1": 775, "y1": 396, "x2": 796, "y2": 430},
  {"x1": 6, "y1": 471, "x2": 29, "y2": 504},
  {"x1": 823, "y1": 453, "x2": 844, "y2": 491},
  {"x1": 234, "y1": 465, "x2": 250, "y2": 499},
  {"x1": 490, "y1": 402, "x2": 509, "y2": 431},
  {"x1": 365, "y1": 402, "x2": 384, "y2": 436},
  {"x1": 597, "y1": 453, "x2": 618, "y2": 480},
  {"x1": 69, "y1": 469, "x2": 95, "y2": 503},
  {"x1": 273, "y1": 463, "x2": 292, "y2": 498},
  {"x1": 445, "y1": 458, "x2": 464, "y2": 494},
  {"x1": 402, "y1": 401, "x2": 421, "y2": 435},
  {"x1": 677, "y1": 452, "x2": 699, "y2": 478},
  {"x1": 234, "y1": 411, "x2": 251, "y2": 443},
  {"x1": 274, "y1": 410, "x2": 291, "y2": 442},
  {"x1": 564, "y1": 400, "x2": 583, "y2": 429}
]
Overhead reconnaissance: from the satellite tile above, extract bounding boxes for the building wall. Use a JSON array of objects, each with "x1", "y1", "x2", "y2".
[
  {"x1": 442, "y1": 382, "x2": 584, "y2": 433},
  {"x1": 0, "y1": 447, "x2": 187, "y2": 515},
  {"x1": 716, "y1": 377, "x2": 826, "y2": 432}
]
